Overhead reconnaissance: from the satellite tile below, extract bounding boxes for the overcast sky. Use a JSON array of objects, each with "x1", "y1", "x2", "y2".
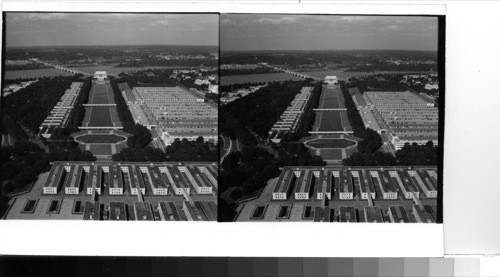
[
  {"x1": 6, "y1": 13, "x2": 218, "y2": 47},
  {"x1": 221, "y1": 15, "x2": 439, "y2": 51}
]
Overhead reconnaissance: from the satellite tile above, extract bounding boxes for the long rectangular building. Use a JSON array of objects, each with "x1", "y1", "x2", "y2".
[
  {"x1": 388, "y1": 205, "x2": 412, "y2": 223},
  {"x1": 40, "y1": 82, "x2": 83, "y2": 138},
  {"x1": 269, "y1": 87, "x2": 313, "y2": 142},
  {"x1": 126, "y1": 87, "x2": 218, "y2": 146},
  {"x1": 41, "y1": 161, "x2": 217, "y2": 197},
  {"x1": 7, "y1": 161, "x2": 217, "y2": 221},
  {"x1": 270, "y1": 166, "x2": 437, "y2": 202},
  {"x1": 236, "y1": 166, "x2": 438, "y2": 222},
  {"x1": 364, "y1": 91, "x2": 438, "y2": 150}
]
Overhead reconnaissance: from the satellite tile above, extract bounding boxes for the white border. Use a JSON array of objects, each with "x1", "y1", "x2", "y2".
[
  {"x1": 0, "y1": 221, "x2": 443, "y2": 257},
  {"x1": 0, "y1": 2, "x2": 445, "y2": 257}
]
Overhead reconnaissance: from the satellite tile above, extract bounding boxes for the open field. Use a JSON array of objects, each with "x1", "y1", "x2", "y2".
[
  {"x1": 89, "y1": 144, "x2": 113, "y2": 155},
  {"x1": 318, "y1": 149, "x2": 344, "y2": 160},
  {"x1": 220, "y1": 73, "x2": 303, "y2": 85}
]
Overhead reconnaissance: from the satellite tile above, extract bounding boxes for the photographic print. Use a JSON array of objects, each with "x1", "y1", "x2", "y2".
[
  {"x1": 1, "y1": 13, "x2": 219, "y2": 221},
  {"x1": 219, "y1": 14, "x2": 444, "y2": 223}
]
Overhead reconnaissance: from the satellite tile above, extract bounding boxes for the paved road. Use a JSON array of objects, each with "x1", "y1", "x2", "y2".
[{"x1": 220, "y1": 135, "x2": 232, "y2": 163}]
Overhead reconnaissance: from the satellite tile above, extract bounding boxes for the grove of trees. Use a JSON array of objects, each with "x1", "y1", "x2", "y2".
[
  {"x1": 220, "y1": 67, "x2": 279, "y2": 76},
  {"x1": 220, "y1": 80, "x2": 313, "y2": 143},
  {"x1": 2, "y1": 75, "x2": 87, "y2": 134},
  {"x1": 112, "y1": 137, "x2": 217, "y2": 162}
]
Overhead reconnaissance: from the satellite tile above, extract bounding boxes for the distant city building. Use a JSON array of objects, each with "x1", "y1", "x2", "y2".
[
  {"x1": 2, "y1": 80, "x2": 38, "y2": 96},
  {"x1": 194, "y1": 79, "x2": 210, "y2": 86},
  {"x1": 208, "y1": 83, "x2": 218, "y2": 94},
  {"x1": 324, "y1": 75, "x2": 339, "y2": 85},
  {"x1": 93, "y1": 71, "x2": 108, "y2": 80},
  {"x1": 424, "y1": 83, "x2": 439, "y2": 90}
]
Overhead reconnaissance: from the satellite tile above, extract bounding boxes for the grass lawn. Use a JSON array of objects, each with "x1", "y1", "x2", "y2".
[
  {"x1": 90, "y1": 145, "x2": 113, "y2": 155},
  {"x1": 320, "y1": 149, "x2": 344, "y2": 160}
]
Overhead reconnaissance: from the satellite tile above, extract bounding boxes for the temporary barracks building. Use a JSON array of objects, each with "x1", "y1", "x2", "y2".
[
  {"x1": 364, "y1": 206, "x2": 384, "y2": 223},
  {"x1": 43, "y1": 164, "x2": 72, "y2": 194},
  {"x1": 314, "y1": 206, "x2": 331, "y2": 222},
  {"x1": 349, "y1": 87, "x2": 385, "y2": 133},
  {"x1": 138, "y1": 166, "x2": 168, "y2": 195},
  {"x1": 134, "y1": 202, "x2": 154, "y2": 221},
  {"x1": 194, "y1": 201, "x2": 218, "y2": 221},
  {"x1": 388, "y1": 205, "x2": 412, "y2": 223},
  {"x1": 364, "y1": 91, "x2": 438, "y2": 150},
  {"x1": 183, "y1": 201, "x2": 204, "y2": 221},
  {"x1": 293, "y1": 170, "x2": 314, "y2": 200},
  {"x1": 413, "y1": 205, "x2": 436, "y2": 223},
  {"x1": 408, "y1": 169, "x2": 438, "y2": 198},
  {"x1": 109, "y1": 202, "x2": 127, "y2": 220},
  {"x1": 158, "y1": 201, "x2": 182, "y2": 221},
  {"x1": 272, "y1": 169, "x2": 297, "y2": 200},
  {"x1": 339, "y1": 206, "x2": 358, "y2": 223},
  {"x1": 235, "y1": 203, "x2": 321, "y2": 222},
  {"x1": 271, "y1": 166, "x2": 437, "y2": 202},
  {"x1": 42, "y1": 161, "x2": 217, "y2": 197},
  {"x1": 84, "y1": 165, "x2": 101, "y2": 195},
  {"x1": 108, "y1": 165, "x2": 123, "y2": 195},
  {"x1": 83, "y1": 201, "x2": 100, "y2": 220},
  {"x1": 128, "y1": 87, "x2": 218, "y2": 146},
  {"x1": 269, "y1": 87, "x2": 313, "y2": 142},
  {"x1": 313, "y1": 169, "x2": 332, "y2": 200},
  {"x1": 352, "y1": 170, "x2": 376, "y2": 200},
  {"x1": 64, "y1": 165, "x2": 82, "y2": 195},
  {"x1": 39, "y1": 82, "x2": 83, "y2": 138},
  {"x1": 368, "y1": 170, "x2": 398, "y2": 199},
  {"x1": 390, "y1": 170, "x2": 420, "y2": 199},
  {"x1": 339, "y1": 170, "x2": 353, "y2": 200}
]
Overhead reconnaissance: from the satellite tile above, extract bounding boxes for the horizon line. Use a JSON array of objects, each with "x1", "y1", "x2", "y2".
[
  {"x1": 221, "y1": 49, "x2": 438, "y2": 52},
  {"x1": 6, "y1": 44, "x2": 219, "y2": 49}
]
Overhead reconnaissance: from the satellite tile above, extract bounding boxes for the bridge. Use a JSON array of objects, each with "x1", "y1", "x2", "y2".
[
  {"x1": 31, "y1": 59, "x2": 119, "y2": 77},
  {"x1": 260, "y1": 63, "x2": 323, "y2": 81}
]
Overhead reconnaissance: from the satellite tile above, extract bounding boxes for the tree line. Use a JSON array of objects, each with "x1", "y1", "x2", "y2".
[
  {"x1": 219, "y1": 82, "x2": 267, "y2": 94},
  {"x1": 220, "y1": 67, "x2": 279, "y2": 76},
  {"x1": 2, "y1": 75, "x2": 86, "y2": 134},
  {"x1": 109, "y1": 78, "x2": 153, "y2": 148},
  {"x1": 293, "y1": 82, "x2": 322, "y2": 138},
  {"x1": 112, "y1": 137, "x2": 217, "y2": 162},
  {"x1": 220, "y1": 80, "x2": 312, "y2": 142},
  {"x1": 219, "y1": 133, "x2": 326, "y2": 222}
]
